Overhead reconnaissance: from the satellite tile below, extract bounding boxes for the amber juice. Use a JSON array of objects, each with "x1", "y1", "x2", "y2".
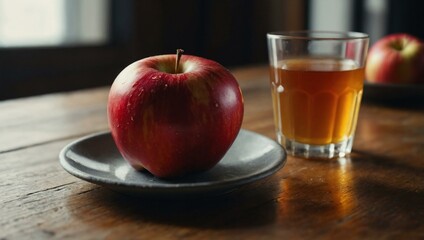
[{"x1": 270, "y1": 58, "x2": 364, "y2": 145}]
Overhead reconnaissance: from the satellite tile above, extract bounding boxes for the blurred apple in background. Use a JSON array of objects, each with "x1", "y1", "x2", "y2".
[
  {"x1": 108, "y1": 50, "x2": 244, "y2": 178},
  {"x1": 366, "y1": 33, "x2": 424, "y2": 84}
]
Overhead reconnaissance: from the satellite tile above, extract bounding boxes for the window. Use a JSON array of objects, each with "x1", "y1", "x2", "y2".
[
  {"x1": 0, "y1": 0, "x2": 134, "y2": 100},
  {"x1": 0, "y1": 0, "x2": 110, "y2": 47},
  {"x1": 0, "y1": 0, "x2": 308, "y2": 100},
  {"x1": 308, "y1": 0, "x2": 424, "y2": 45}
]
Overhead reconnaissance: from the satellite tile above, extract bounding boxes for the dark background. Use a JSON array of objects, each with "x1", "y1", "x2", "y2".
[{"x1": 0, "y1": 0, "x2": 422, "y2": 100}]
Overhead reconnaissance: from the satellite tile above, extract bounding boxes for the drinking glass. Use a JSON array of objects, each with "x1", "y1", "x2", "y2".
[{"x1": 267, "y1": 31, "x2": 369, "y2": 158}]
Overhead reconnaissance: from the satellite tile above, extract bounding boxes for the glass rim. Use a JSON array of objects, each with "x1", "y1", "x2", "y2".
[{"x1": 267, "y1": 31, "x2": 369, "y2": 40}]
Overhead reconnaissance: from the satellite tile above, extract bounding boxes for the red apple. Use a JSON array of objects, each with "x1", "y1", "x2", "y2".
[
  {"x1": 366, "y1": 33, "x2": 424, "y2": 84},
  {"x1": 107, "y1": 50, "x2": 244, "y2": 178}
]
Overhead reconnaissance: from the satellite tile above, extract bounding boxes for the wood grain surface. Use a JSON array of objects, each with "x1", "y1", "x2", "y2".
[{"x1": 1, "y1": 65, "x2": 423, "y2": 239}]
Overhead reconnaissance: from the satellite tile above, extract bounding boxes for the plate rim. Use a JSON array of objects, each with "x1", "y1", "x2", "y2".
[{"x1": 59, "y1": 129, "x2": 287, "y2": 193}]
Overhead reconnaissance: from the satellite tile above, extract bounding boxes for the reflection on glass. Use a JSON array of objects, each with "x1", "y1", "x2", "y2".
[{"x1": 0, "y1": 0, "x2": 110, "y2": 47}]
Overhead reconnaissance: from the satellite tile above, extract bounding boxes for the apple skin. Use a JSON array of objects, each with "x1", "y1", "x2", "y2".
[
  {"x1": 107, "y1": 54, "x2": 244, "y2": 178},
  {"x1": 366, "y1": 33, "x2": 424, "y2": 84}
]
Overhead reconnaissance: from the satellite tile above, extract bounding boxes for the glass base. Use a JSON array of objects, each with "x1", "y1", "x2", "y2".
[{"x1": 277, "y1": 133, "x2": 354, "y2": 159}]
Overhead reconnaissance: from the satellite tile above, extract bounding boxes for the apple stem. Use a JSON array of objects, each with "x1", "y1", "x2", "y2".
[{"x1": 175, "y1": 49, "x2": 184, "y2": 73}]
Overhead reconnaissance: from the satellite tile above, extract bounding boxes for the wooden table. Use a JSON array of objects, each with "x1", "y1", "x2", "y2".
[{"x1": 1, "y1": 66, "x2": 423, "y2": 239}]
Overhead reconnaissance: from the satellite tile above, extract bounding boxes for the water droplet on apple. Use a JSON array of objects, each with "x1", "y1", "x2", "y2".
[
  {"x1": 138, "y1": 88, "x2": 144, "y2": 96},
  {"x1": 152, "y1": 75, "x2": 158, "y2": 80},
  {"x1": 215, "y1": 103, "x2": 219, "y2": 108},
  {"x1": 131, "y1": 116, "x2": 134, "y2": 121},
  {"x1": 277, "y1": 85, "x2": 284, "y2": 93}
]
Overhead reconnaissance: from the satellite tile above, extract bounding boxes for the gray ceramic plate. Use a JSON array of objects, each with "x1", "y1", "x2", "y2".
[{"x1": 59, "y1": 129, "x2": 286, "y2": 197}]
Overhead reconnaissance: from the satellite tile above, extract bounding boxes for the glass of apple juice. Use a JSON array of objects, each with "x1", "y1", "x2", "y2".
[{"x1": 267, "y1": 31, "x2": 369, "y2": 158}]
